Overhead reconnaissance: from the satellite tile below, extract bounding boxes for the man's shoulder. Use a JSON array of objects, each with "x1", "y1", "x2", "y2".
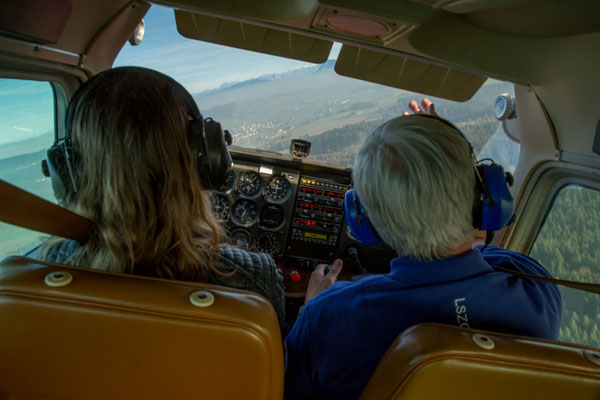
[{"x1": 480, "y1": 245, "x2": 552, "y2": 278}]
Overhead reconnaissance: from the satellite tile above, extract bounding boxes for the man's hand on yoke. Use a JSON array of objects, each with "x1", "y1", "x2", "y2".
[{"x1": 305, "y1": 259, "x2": 343, "y2": 304}]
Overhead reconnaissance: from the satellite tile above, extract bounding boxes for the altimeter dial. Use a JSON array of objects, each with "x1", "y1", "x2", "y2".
[
  {"x1": 232, "y1": 199, "x2": 258, "y2": 225},
  {"x1": 238, "y1": 171, "x2": 262, "y2": 196}
]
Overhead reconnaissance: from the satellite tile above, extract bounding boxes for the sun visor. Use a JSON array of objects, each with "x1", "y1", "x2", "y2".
[
  {"x1": 0, "y1": 0, "x2": 72, "y2": 44},
  {"x1": 168, "y1": 0, "x2": 316, "y2": 20},
  {"x1": 334, "y1": 45, "x2": 486, "y2": 102},
  {"x1": 175, "y1": 11, "x2": 333, "y2": 64}
]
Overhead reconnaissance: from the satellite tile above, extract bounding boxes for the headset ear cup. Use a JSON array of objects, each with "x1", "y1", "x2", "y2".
[
  {"x1": 200, "y1": 118, "x2": 232, "y2": 190},
  {"x1": 343, "y1": 189, "x2": 381, "y2": 245},
  {"x1": 472, "y1": 167, "x2": 483, "y2": 230},
  {"x1": 476, "y1": 164, "x2": 515, "y2": 231},
  {"x1": 46, "y1": 141, "x2": 76, "y2": 203}
]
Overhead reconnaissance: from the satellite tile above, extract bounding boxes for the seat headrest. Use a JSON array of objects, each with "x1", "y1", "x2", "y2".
[{"x1": 0, "y1": 256, "x2": 283, "y2": 400}]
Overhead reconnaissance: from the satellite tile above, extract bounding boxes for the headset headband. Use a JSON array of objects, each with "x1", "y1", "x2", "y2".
[
  {"x1": 47, "y1": 67, "x2": 231, "y2": 203},
  {"x1": 344, "y1": 113, "x2": 515, "y2": 246}
]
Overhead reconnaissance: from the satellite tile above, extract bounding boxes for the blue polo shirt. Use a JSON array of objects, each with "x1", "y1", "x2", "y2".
[{"x1": 284, "y1": 246, "x2": 561, "y2": 400}]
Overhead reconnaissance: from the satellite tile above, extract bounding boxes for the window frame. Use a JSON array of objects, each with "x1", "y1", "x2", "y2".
[
  {"x1": 0, "y1": 58, "x2": 84, "y2": 141},
  {"x1": 524, "y1": 168, "x2": 600, "y2": 348},
  {"x1": 503, "y1": 159, "x2": 600, "y2": 254},
  {"x1": 0, "y1": 72, "x2": 72, "y2": 256}
]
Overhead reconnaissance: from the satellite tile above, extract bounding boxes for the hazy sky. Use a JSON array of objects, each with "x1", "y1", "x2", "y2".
[
  {"x1": 0, "y1": 79, "x2": 54, "y2": 145},
  {"x1": 114, "y1": 5, "x2": 340, "y2": 93}
]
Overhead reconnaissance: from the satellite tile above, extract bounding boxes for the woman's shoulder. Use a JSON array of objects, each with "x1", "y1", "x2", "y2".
[
  {"x1": 41, "y1": 239, "x2": 83, "y2": 264},
  {"x1": 217, "y1": 246, "x2": 276, "y2": 270},
  {"x1": 212, "y1": 246, "x2": 285, "y2": 325},
  {"x1": 212, "y1": 246, "x2": 280, "y2": 290}
]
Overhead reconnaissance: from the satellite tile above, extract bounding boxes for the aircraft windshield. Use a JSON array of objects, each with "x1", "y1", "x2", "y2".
[{"x1": 114, "y1": 6, "x2": 518, "y2": 170}]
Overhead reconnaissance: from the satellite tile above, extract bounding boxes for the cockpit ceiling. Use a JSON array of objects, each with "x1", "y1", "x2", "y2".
[
  {"x1": 11, "y1": 0, "x2": 600, "y2": 85},
  {"x1": 162, "y1": 0, "x2": 600, "y2": 82}
]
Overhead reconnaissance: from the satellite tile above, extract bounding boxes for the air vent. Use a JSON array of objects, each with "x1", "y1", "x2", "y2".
[{"x1": 312, "y1": 7, "x2": 412, "y2": 43}]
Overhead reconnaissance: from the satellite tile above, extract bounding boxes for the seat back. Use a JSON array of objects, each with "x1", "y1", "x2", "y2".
[
  {"x1": 0, "y1": 256, "x2": 283, "y2": 400},
  {"x1": 360, "y1": 323, "x2": 600, "y2": 399}
]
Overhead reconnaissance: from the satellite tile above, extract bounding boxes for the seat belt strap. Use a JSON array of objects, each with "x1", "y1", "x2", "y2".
[
  {"x1": 0, "y1": 179, "x2": 93, "y2": 242},
  {"x1": 492, "y1": 264, "x2": 600, "y2": 295}
]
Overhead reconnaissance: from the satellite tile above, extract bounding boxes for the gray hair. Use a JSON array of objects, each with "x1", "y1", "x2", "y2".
[{"x1": 352, "y1": 115, "x2": 475, "y2": 260}]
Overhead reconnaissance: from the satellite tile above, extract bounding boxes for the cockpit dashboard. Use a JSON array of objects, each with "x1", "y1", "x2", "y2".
[{"x1": 211, "y1": 146, "x2": 396, "y2": 298}]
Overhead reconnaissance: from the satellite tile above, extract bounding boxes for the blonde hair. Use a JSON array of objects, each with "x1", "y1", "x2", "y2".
[
  {"x1": 45, "y1": 68, "x2": 227, "y2": 280},
  {"x1": 353, "y1": 115, "x2": 475, "y2": 260}
]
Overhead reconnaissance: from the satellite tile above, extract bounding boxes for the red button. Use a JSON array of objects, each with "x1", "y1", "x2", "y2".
[{"x1": 290, "y1": 271, "x2": 301, "y2": 283}]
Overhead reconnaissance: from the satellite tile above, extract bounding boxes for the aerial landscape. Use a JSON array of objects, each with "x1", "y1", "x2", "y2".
[
  {"x1": 0, "y1": 62, "x2": 597, "y2": 347},
  {"x1": 196, "y1": 60, "x2": 515, "y2": 168}
]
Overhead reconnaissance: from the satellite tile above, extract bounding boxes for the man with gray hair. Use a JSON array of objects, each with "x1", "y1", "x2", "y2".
[{"x1": 284, "y1": 100, "x2": 561, "y2": 400}]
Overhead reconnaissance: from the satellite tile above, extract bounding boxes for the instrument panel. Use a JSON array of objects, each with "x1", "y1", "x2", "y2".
[
  {"x1": 211, "y1": 162, "x2": 299, "y2": 257},
  {"x1": 211, "y1": 148, "x2": 396, "y2": 298}
]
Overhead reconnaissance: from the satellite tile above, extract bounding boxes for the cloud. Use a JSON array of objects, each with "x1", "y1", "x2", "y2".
[{"x1": 13, "y1": 126, "x2": 32, "y2": 132}]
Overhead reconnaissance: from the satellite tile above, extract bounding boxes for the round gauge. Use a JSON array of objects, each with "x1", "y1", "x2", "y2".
[
  {"x1": 259, "y1": 204, "x2": 285, "y2": 229},
  {"x1": 219, "y1": 170, "x2": 235, "y2": 192},
  {"x1": 230, "y1": 229, "x2": 251, "y2": 249},
  {"x1": 210, "y1": 194, "x2": 230, "y2": 221},
  {"x1": 238, "y1": 171, "x2": 262, "y2": 196},
  {"x1": 253, "y1": 231, "x2": 279, "y2": 254},
  {"x1": 493, "y1": 94, "x2": 515, "y2": 120},
  {"x1": 232, "y1": 199, "x2": 258, "y2": 225},
  {"x1": 264, "y1": 175, "x2": 290, "y2": 201}
]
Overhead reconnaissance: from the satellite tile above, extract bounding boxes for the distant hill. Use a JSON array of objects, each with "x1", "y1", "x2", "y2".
[
  {"x1": 193, "y1": 59, "x2": 373, "y2": 111},
  {"x1": 0, "y1": 131, "x2": 53, "y2": 160},
  {"x1": 199, "y1": 60, "x2": 337, "y2": 94}
]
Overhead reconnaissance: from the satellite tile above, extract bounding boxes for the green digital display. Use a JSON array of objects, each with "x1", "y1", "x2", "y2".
[{"x1": 304, "y1": 232, "x2": 327, "y2": 240}]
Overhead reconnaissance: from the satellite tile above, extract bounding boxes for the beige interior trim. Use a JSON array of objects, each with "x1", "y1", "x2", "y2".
[
  {"x1": 82, "y1": 1, "x2": 149, "y2": 74},
  {"x1": 498, "y1": 84, "x2": 559, "y2": 247},
  {"x1": 0, "y1": 35, "x2": 80, "y2": 66}
]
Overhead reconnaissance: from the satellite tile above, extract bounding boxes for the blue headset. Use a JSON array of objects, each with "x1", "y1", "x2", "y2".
[{"x1": 344, "y1": 114, "x2": 515, "y2": 245}]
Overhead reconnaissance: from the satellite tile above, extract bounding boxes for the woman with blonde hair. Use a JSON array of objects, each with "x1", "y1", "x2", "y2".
[{"x1": 42, "y1": 66, "x2": 284, "y2": 324}]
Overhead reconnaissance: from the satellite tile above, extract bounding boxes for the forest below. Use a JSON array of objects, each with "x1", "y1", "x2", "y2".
[{"x1": 530, "y1": 186, "x2": 600, "y2": 348}]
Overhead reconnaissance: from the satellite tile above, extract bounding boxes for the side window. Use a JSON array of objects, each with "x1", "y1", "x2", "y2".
[
  {"x1": 0, "y1": 78, "x2": 56, "y2": 257},
  {"x1": 529, "y1": 184, "x2": 600, "y2": 347}
]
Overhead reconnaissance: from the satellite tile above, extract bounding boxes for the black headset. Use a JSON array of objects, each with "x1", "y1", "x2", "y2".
[
  {"x1": 46, "y1": 67, "x2": 232, "y2": 203},
  {"x1": 344, "y1": 114, "x2": 515, "y2": 245}
]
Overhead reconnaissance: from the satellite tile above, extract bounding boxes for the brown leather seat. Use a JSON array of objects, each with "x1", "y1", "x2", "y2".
[
  {"x1": 360, "y1": 323, "x2": 600, "y2": 399},
  {"x1": 0, "y1": 256, "x2": 283, "y2": 400}
]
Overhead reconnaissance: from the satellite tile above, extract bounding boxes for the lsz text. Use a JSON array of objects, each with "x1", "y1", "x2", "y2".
[{"x1": 454, "y1": 298, "x2": 470, "y2": 328}]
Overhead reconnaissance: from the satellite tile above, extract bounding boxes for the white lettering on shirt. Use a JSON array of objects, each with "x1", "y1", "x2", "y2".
[{"x1": 454, "y1": 297, "x2": 470, "y2": 328}]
